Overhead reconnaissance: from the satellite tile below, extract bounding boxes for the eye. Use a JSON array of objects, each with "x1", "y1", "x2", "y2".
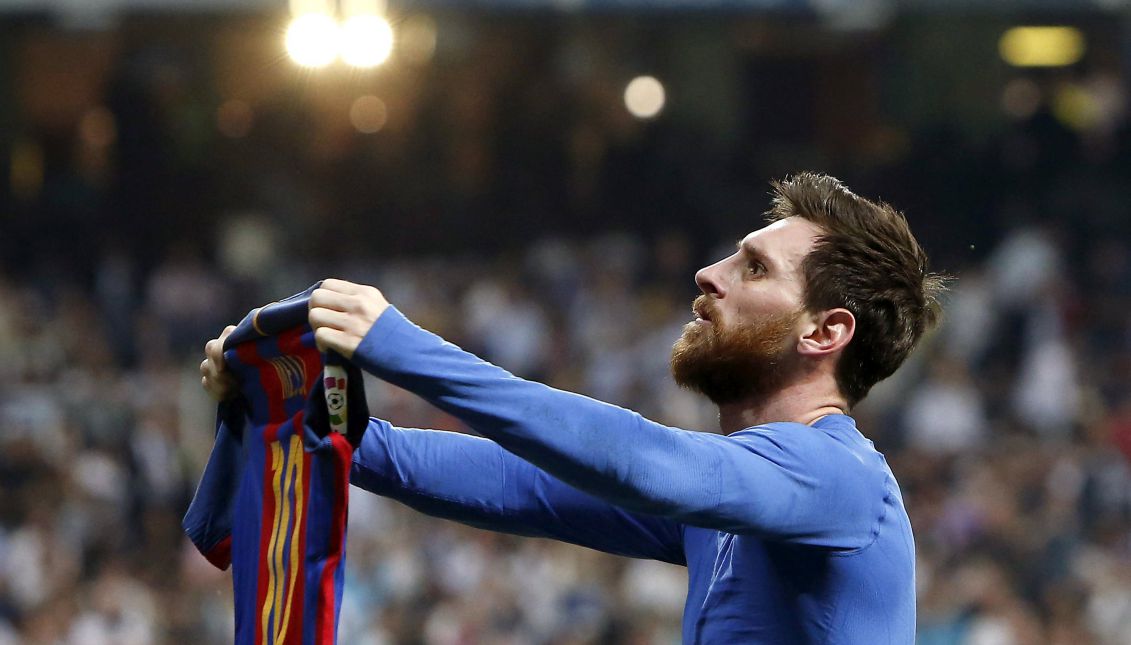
[{"x1": 746, "y1": 262, "x2": 766, "y2": 278}]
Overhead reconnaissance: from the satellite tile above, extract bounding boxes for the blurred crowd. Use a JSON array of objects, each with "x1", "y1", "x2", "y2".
[
  {"x1": 1, "y1": 216, "x2": 1129, "y2": 644},
  {"x1": 2, "y1": 11, "x2": 1131, "y2": 645}
]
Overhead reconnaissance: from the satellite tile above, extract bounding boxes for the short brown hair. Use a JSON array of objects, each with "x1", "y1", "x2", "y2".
[{"x1": 767, "y1": 172, "x2": 946, "y2": 407}]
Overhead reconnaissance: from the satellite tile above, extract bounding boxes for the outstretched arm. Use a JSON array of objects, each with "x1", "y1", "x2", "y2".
[
  {"x1": 352, "y1": 419, "x2": 685, "y2": 564},
  {"x1": 312, "y1": 279, "x2": 887, "y2": 549}
]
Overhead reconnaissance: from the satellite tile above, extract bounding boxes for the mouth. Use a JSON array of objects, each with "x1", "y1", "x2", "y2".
[{"x1": 692, "y1": 299, "x2": 713, "y2": 324}]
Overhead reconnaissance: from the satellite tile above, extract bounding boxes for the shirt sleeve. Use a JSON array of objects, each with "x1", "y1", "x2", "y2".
[
  {"x1": 350, "y1": 419, "x2": 686, "y2": 564},
  {"x1": 352, "y1": 307, "x2": 887, "y2": 550}
]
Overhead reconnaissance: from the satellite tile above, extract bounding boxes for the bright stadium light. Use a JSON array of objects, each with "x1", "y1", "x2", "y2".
[
  {"x1": 624, "y1": 76, "x2": 666, "y2": 120},
  {"x1": 999, "y1": 26, "x2": 1085, "y2": 68},
  {"x1": 340, "y1": 15, "x2": 394, "y2": 68},
  {"x1": 290, "y1": 0, "x2": 331, "y2": 13},
  {"x1": 285, "y1": 13, "x2": 340, "y2": 68},
  {"x1": 341, "y1": 0, "x2": 386, "y2": 16}
]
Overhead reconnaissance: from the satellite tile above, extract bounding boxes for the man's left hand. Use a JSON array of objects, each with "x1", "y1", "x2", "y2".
[{"x1": 309, "y1": 278, "x2": 390, "y2": 359}]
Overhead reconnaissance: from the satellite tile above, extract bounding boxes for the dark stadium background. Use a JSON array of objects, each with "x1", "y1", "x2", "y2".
[{"x1": 1, "y1": 0, "x2": 1129, "y2": 642}]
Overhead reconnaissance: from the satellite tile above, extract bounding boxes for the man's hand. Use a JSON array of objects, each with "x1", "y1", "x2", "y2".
[
  {"x1": 309, "y1": 278, "x2": 390, "y2": 359},
  {"x1": 201, "y1": 325, "x2": 238, "y2": 401}
]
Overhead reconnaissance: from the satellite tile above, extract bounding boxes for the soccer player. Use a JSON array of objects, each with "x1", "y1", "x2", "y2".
[{"x1": 202, "y1": 172, "x2": 944, "y2": 643}]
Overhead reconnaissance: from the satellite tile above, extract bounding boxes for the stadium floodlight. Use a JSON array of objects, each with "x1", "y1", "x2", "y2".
[
  {"x1": 624, "y1": 76, "x2": 666, "y2": 120},
  {"x1": 341, "y1": 0, "x2": 386, "y2": 16},
  {"x1": 999, "y1": 26, "x2": 1085, "y2": 68},
  {"x1": 340, "y1": 15, "x2": 395, "y2": 68},
  {"x1": 285, "y1": 13, "x2": 340, "y2": 68}
]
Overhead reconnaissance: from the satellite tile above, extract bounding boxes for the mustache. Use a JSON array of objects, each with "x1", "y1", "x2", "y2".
[
  {"x1": 692, "y1": 295, "x2": 719, "y2": 323},
  {"x1": 672, "y1": 300, "x2": 801, "y2": 405}
]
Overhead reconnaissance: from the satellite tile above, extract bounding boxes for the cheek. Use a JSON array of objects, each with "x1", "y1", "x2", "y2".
[{"x1": 731, "y1": 290, "x2": 797, "y2": 323}]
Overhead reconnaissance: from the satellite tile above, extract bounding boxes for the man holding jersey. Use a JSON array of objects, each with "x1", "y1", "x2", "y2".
[{"x1": 202, "y1": 172, "x2": 943, "y2": 643}]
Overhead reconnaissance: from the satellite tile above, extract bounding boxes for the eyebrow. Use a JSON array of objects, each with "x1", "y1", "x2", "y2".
[{"x1": 736, "y1": 239, "x2": 775, "y2": 271}]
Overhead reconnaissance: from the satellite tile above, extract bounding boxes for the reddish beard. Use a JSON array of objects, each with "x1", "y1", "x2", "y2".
[{"x1": 670, "y1": 296, "x2": 801, "y2": 405}]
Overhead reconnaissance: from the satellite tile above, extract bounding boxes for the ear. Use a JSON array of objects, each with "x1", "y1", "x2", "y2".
[{"x1": 797, "y1": 308, "x2": 855, "y2": 357}]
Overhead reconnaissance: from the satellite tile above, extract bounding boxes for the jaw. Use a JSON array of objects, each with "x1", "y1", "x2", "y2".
[{"x1": 670, "y1": 309, "x2": 801, "y2": 407}]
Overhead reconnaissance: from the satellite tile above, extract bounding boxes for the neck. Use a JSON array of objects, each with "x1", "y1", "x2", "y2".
[{"x1": 715, "y1": 378, "x2": 848, "y2": 434}]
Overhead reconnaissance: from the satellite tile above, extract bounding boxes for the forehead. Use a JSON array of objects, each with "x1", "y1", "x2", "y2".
[{"x1": 739, "y1": 217, "x2": 822, "y2": 270}]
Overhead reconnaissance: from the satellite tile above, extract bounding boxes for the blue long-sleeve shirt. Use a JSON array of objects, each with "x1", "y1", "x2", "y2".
[{"x1": 349, "y1": 306, "x2": 916, "y2": 644}]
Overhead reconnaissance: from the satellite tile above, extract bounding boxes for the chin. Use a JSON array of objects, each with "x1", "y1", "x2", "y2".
[{"x1": 670, "y1": 308, "x2": 801, "y2": 405}]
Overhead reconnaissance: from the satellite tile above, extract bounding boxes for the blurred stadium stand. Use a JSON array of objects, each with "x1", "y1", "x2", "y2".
[{"x1": 1, "y1": 0, "x2": 1130, "y2": 643}]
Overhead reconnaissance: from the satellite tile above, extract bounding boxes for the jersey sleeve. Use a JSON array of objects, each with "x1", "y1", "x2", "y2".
[
  {"x1": 350, "y1": 419, "x2": 686, "y2": 565},
  {"x1": 352, "y1": 307, "x2": 887, "y2": 550}
]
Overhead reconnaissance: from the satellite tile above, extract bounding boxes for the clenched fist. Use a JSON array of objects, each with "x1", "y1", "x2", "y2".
[{"x1": 308, "y1": 278, "x2": 390, "y2": 359}]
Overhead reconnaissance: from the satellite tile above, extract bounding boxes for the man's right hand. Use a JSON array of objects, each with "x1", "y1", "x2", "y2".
[{"x1": 200, "y1": 325, "x2": 238, "y2": 401}]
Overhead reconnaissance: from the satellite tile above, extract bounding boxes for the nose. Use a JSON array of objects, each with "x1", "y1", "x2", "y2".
[{"x1": 694, "y1": 259, "x2": 726, "y2": 297}]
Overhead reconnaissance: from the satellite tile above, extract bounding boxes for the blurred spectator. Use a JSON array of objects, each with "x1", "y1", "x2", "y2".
[{"x1": 902, "y1": 356, "x2": 988, "y2": 455}]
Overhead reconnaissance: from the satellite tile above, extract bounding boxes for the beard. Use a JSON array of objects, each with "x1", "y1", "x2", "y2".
[{"x1": 670, "y1": 296, "x2": 801, "y2": 405}]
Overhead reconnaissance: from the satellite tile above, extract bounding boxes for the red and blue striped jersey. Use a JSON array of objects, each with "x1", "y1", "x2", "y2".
[{"x1": 184, "y1": 283, "x2": 368, "y2": 645}]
